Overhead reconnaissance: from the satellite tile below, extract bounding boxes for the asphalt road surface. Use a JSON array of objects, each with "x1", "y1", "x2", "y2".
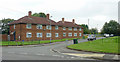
[{"x1": 2, "y1": 37, "x2": 105, "y2": 60}]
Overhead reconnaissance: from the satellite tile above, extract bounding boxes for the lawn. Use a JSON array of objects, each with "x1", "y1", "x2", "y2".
[
  {"x1": 0, "y1": 38, "x2": 81, "y2": 46},
  {"x1": 67, "y1": 36, "x2": 120, "y2": 54}
]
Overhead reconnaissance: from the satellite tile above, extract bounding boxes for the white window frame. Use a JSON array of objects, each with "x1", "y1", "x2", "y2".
[
  {"x1": 55, "y1": 26, "x2": 58, "y2": 30},
  {"x1": 68, "y1": 33, "x2": 72, "y2": 36},
  {"x1": 68, "y1": 27, "x2": 72, "y2": 30},
  {"x1": 26, "y1": 24, "x2": 31, "y2": 29},
  {"x1": 63, "y1": 27, "x2": 66, "y2": 30},
  {"x1": 14, "y1": 24, "x2": 15, "y2": 29},
  {"x1": 74, "y1": 33, "x2": 77, "y2": 36},
  {"x1": 74, "y1": 28, "x2": 77, "y2": 31},
  {"x1": 55, "y1": 33, "x2": 59, "y2": 37},
  {"x1": 79, "y1": 28, "x2": 81, "y2": 31},
  {"x1": 36, "y1": 33, "x2": 42, "y2": 37},
  {"x1": 37, "y1": 24, "x2": 42, "y2": 29},
  {"x1": 26, "y1": 32, "x2": 32, "y2": 38},
  {"x1": 79, "y1": 33, "x2": 81, "y2": 36},
  {"x1": 46, "y1": 33, "x2": 51, "y2": 37},
  {"x1": 46, "y1": 25, "x2": 51, "y2": 30},
  {"x1": 63, "y1": 33, "x2": 66, "y2": 37}
]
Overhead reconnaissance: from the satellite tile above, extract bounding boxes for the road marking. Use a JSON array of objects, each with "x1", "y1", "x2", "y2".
[
  {"x1": 36, "y1": 54, "x2": 45, "y2": 56},
  {"x1": 20, "y1": 53, "x2": 28, "y2": 55},
  {"x1": 62, "y1": 53, "x2": 105, "y2": 58},
  {"x1": 71, "y1": 57, "x2": 75, "y2": 58},
  {"x1": 8, "y1": 52, "x2": 15, "y2": 54},
  {"x1": 52, "y1": 55, "x2": 60, "y2": 57}
]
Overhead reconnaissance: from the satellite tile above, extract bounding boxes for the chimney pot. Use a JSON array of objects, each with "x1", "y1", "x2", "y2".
[
  {"x1": 72, "y1": 19, "x2": 75, "y2": 23},
  {"x1": 62, "y1": 18, "x2": 64, "y2": 23},
  {"x1": 28, "y1": 11, "x2": 32, "y2": 16},
  {"x1": 46, "y1": 14, "x2": 49, "y2": 19}
]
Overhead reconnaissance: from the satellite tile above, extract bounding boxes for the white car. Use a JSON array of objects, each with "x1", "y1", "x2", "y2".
[
  {"x1": 87, "y1": 35, "x2": 96, "y2": 41},
  {"x1": 104, "y1": 34, "x2": 109, "y2": 38}
]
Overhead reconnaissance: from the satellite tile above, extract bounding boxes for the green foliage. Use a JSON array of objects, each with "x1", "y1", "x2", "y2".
[
  {"x1": 0, "y1": 18, "x2": 14, "y2": 34},
  {"x1": 80, "y1": 24, "x2": 90, "y2": 34},
  {"x1": 89, "y1": 28, "x2": 98, "y2": 34},
  {"x1": 101, "y1": 20, "x2": 120, "y2": 35},
  {"x1": 32, "y1": 12, "x2": 46, "y2": 18}
]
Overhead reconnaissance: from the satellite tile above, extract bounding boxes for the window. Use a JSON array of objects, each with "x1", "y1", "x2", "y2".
[
  {"x1": 79, "y1": 33, "x2": 81, "y2": 36},
  {"x1": 26, "y1": 24, "x2": 31, "y2": 29},
  {"x1": 37, "y1": 33, "x2": 42, "y2": 37},
  {"x1": 55, "y1": 33, "x2": 59, "y2": 37},
  {"x1": 46, "y1": 33, "x2": 51, "y2": 37},
  {"x1": 37, "y1": 24, "x2": 42, "y2": 29},
  {"x1": 14, "y1": 24, "x2": 15, "y2": 29},
  {"x1": 68, "y1": 33, "x2": 72, "y2": 36},
  {"x1": 74, "y1": 33, "x2": 77, "y2": 36},
  {"x1": 69, "y1": 27, "x2": 72, "y2": 30},
  {"x1": 79, "y1": 28, "x2": 81, "y2": 31},
  {"x1": 26, "y1": 32, "x2": 32, "y2": 38},
  {"x1": 55, "y1": 26, "x2": 58, "y2": 30},
  {"x1": 46, "y1": 25, "x2": 51, "y2": 30},
  {"x1": 63, "y1": 27, "x2": 66, "y2": 30},
  {"x1": 74, "y1": 28, "x2": 77, "y2": 31},
  {"x1": 63, "y1": 33, "x2": 66, "y2": 37}
]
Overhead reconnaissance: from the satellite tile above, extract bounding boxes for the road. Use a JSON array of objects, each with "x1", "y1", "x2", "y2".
[{"x1": 2, "y1": 37, "x2": 104, "y2": 60}]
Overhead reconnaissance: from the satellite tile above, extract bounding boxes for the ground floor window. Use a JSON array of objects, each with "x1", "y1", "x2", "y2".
[
  {"x1": 46, "y1": 33, "x2": 51, "y2": 37},
  {"x1": 79, "y1": 33, "x2": 81, "y2": 36},
  {"x1": 55, "y1": 33, "x2": 59, "y2": 37},
  {"x1": 26, "y1": 32, "x2": 32, "y2": 38},
  {"x1": 37, "y1": 33, "x2": 42, "y2": 37},
  {"x1": 74, "y1": 33, "x2": 77, "y2": 36},
  {"x1": 63, "y1": 33, "x2": 66, "y2": 37},
  {"x1": 68, "y1": 33, "x2": 72, "y2": 36}
]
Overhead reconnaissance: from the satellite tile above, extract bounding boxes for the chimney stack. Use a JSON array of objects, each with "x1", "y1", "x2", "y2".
[
  {"x1": 28, "y1": 11, "x2": 32, "y2": 16},
  {"x1": 46, "y1": 14, "x2": 49, "y2": 19},
  {"x1": 62, "y1": 18, "x2": 64, "y2": 23},
  {"x1": 72, "y1": 19, "x2": 75, "y2": 23}
]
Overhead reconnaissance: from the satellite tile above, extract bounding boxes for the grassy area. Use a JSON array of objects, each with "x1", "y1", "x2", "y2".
[
  {"x1": 67, "y1": 36, "x2": 120, "y2": 54},
  {"x1": 0, "y1": 38, "x2": 82, "y2": 46}
]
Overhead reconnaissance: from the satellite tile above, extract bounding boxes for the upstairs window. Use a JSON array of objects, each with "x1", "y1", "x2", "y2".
[
  {"x1": 37, "y1": 24, "x2": 42, "y2": 29},
  {"x1": 63, "y1": 27, "x2": 66, "y2": 30},
  {"x1": 79, "y1": 28, "x2": 81, "y2": 31},
  {"x1": 14, "y1": 24, "x2": 15, "y2": 29},
  {"x1": 37, "y1": 33, "x2": 42, "y2": 37},
  {"x1": 26, "y1": 32, "x2": 32, "y2": 38},
  {"x1": 74, "y1": 28, "x2": 77, "y2": 31},
  {"x1": 55, "y1": 26, "x2": 58, "y2": 30},
  {"x1": 26, "y1": 24, "x2": 31, "y2": 29},
  {"x1": 55, "y1": 33, "x2": 59, "y2": 37},
  {"x1": 79, "y1": 33, "x2": 81, "y2": 36},
  {"x1": 46, "y1": 25, "x2": 51, "y2": 30},
  {"x1": 68, "y1": 27, "x2": 72, "y2": 30}
]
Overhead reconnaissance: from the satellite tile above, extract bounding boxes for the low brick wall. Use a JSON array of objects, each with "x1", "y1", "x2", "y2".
[{"x1": 0, "y1": 34, "x2": 8, "y2": 41}]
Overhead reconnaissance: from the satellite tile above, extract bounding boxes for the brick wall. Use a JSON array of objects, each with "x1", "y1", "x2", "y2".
[
  {"x1": 9, "y1": 24, "x2": 83, "y2": 41},
  {"x1": 0, "y1": 34, "x2": 8, "y2": 41}
]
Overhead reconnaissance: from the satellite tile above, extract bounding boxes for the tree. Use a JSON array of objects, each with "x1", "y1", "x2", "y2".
[
  {"x1": 90, "y1": 28, "x2": 98, "y2": 34},
  {"x1": 0, "y1": 18, "x2": 14, "y2": 34},
  {"x1": 80, "y1": 24, "x2": 90, "y2": 34},
  {"x1": 101, "y1": 20, "x2": 120, "y2": 35},
  {"x1": 32, "y1": 12, "x2": 46, "y2": 18}
]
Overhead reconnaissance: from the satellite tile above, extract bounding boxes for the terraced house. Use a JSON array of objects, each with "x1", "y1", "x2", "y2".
[{"x1": 8, "y1": 11, "x2": 83, "y2": 41}]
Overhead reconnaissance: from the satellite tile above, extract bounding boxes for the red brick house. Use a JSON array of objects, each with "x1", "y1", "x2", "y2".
[{"x1": 8, "y1": 11, "x2": 83, "y2": 41}]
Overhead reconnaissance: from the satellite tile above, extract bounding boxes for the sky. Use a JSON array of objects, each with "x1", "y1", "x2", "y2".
[{"x1": 0, "y1": 0, "x2": 119, "y2": 32}]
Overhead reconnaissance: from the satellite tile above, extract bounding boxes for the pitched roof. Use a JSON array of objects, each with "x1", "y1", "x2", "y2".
[
  {"x1": 57, "y1": 21, "x2": 82, "y2": 28},
  {"x1": 8, "y1": 16, "x2": 57, "y2": 25}
]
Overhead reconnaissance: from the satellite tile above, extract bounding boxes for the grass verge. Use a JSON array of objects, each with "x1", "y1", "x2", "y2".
[{"x1": 67, "y1": 36, "x2": 120, "y2": 54}]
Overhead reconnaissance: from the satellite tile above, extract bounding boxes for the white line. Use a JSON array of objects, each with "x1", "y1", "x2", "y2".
[
  {"x1": 20, "y1": 53, "x2": 28, "y2": 55},
  {"x1": 52, "y1": 55, "x2": 60, "y2": 57},
  {"x1": 71, "y1": 57, "x2": 75, "y2": 58},
  {"x1": 8, "y1": 52, "x2": 15, "y2": 54},
  {"x1": 36, "y1": 54, "x2": 45, "y2": 56}
]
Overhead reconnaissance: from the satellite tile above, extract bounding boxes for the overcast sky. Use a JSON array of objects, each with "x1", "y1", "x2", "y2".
[{"x1": 0, "y1": 0, "x2": 119, "y2": 32}]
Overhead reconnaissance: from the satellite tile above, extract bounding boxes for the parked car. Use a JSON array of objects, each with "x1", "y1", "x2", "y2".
[
  {"x1": 104, "y1": 34, "x2": 109, "y2": 38},
  {"x1": 87, "y1": 35, "x2": 96, "y2": 41},
  {"x1": 110, "y1": 34, "x2": 114, "y2": 37}
]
